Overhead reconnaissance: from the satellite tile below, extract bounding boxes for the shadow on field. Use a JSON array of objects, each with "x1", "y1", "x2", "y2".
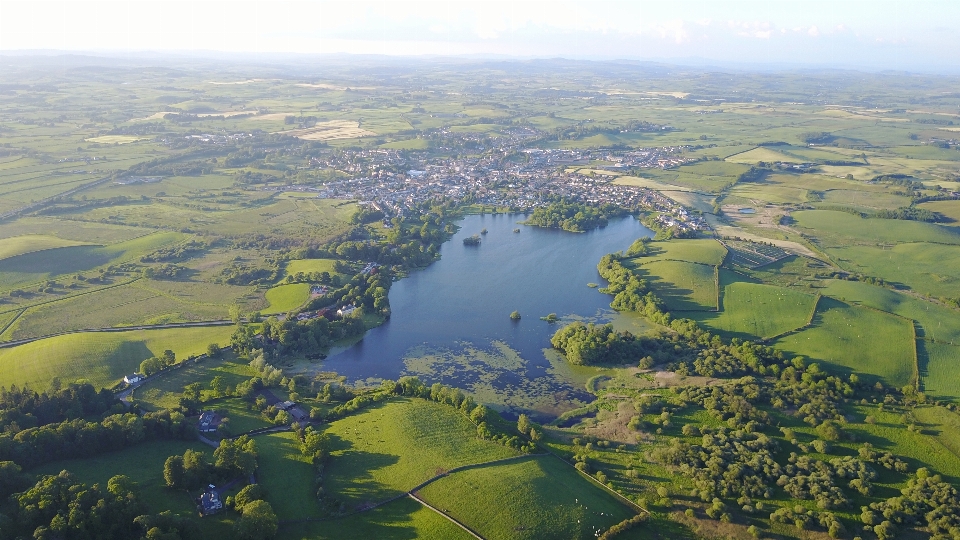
[{"x1": 323, "y1": 432, "x2": 402, "y2": 510}]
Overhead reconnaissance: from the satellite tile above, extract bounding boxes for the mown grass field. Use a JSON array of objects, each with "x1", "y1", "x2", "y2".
[
  {"x1": 322, "y1": 398, "x2": 516, "y2": 510},
  {"x1": 638, "y1": 260, "x2": 717, "y2": 311},
  {"x1": 264, "y1": 283, "x2": 310, "y2": 313},
  {"x1": 775, "y1": 297, "x2": 915, "y2": 386},
  {"x1": 135, "y1": 352, "x2": 256, "y2": 410},
  {"x1": 726, "y1": 146, "x2": 803, "y2": 164},
  {"x1": 0, "y1": 325, "x2": 235, "y2": 390},
  {"x1": 692, "y1": 272, "x2": 817, "y2": 339},
  {"x1": 282, "y1": 496, "x2": 473, "y2": 540},
  {"x1": 417, "y1": 455, "x2": 637, "y2": 540}
]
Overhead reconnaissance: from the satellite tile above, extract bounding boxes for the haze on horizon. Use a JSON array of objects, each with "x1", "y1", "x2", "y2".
[{"x1": 1, "y1": 0, "x2": 959, "y2": 72}]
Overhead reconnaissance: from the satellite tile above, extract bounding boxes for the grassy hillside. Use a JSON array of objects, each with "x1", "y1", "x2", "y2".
[
  {"x1": 417, "y1": 455, "x2": 637, "y2": 540},
  {"x1": 640, "y1": 260, "x2": 717, "y2": 311},
  {"x1": 692, "y1": 273, "x2": 818, "y2": 339},
  {"x1": 0, "y1": 325, "x2": 234, "y2": 390},
  {"x1": 775, "y1": 297, "x2": 915, "y2": 386},
  {"x1": 282, "y1": 496, "x2": 473, "y2": 540},
  {"x1": 264, "y1": 283, "x2": 311, "y2": 313},
  {"x1": 322, "y1": 398, "x2": 517, "y2": 511}
]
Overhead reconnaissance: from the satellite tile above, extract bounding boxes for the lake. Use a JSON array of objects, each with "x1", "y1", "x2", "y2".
[{"x1": 320, "y1": 214, "x2": 654, "y2": 419}]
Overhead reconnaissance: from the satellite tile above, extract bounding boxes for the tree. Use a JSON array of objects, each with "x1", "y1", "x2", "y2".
[
  {"x1": 517, "y1": 414, "x2": 531, "y2": 436},
  {"x1": 163, "y1": 455, "x2": 184, "y2": 488},
  {"x1": 207, "y1": 343, "x2": 221, "y2": 358},
  {"x1": 234, "y1": 484, "x2": 265, "y2": 511},
  {"x1": 210, "y1": 376, "x2": 226, "y2": 398},
  {"x1": 140, "y1": 357, "x2": 163, "y2": 377},
  {"x1": 235, "y1": 500, "x2": 278, "y2": 540},
  {"x1": 161, "y1": 349, "x2": 176, "y2": 366}
]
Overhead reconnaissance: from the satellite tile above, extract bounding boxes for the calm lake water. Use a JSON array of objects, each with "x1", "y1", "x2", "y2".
[{"x1": 321, "y1": 214, "x2": 654, "y2": 419}]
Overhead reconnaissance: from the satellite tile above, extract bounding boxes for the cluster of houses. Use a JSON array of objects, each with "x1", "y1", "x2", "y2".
[{"x1": 294, "y1": 303, "x2": 358, "y2": 322}]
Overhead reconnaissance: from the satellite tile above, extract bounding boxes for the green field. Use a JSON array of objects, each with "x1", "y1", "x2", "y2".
[
  {"x1": 265, "y1": 283, "x2": 311, "y2": 313},
  {"x1": 726, "y1": 147, "x2": 804, "y2": 164},
  {"x1": 634, "y1": 238, "x2": 727, "y2": 266},
  {"x1": 792, "y1": 209, "x2": 960, "y2": 246},
  {"x1": 284, "y1": 258, "x2": 341, "y2": 277},
  {"x1": 775, "y1": 297, "x2": 915, "y2": 386},
  {"x1": 322, "y1": 398, "x2": 517, "y2": 510},
  {"x1": 0, "y1": 325, "x2": 235, "y2": 390},
  {"x1": 417, "y1": 455, "x2": 637, "y2": 540},
  {"x1": 0, "y1": 231, "x2": 184, "y2": 290},
  {"x1": 257, "y1": 431, "x2": 322, "y2": 520},
  {"x1": 30, "y1": 439, "x2": 215, "y2": 522},
  {"x1": 820, "y1": 279, "x2": 960, "y2": 344},
  {"x1": 638, "y1": 260, "x2": 717, "y2": 311},
  {"x1": 0, "y1": 234, "x2": 94, "y2": 261},
  {"x1": 919, "y1": 341, "x2": 960, "y2": 400},
  {"x1": 692, "y1": 272, "x2": 818, "y2": 339},
  {"x1": 135, "y1": 352, "x2": 256, "y2": 410},
  {"x1": 827, "y1": 242, "x2": 960, "y2": 299},
  {"x1": 282, "y1": 496, "x2": 472, "y2": 540}
]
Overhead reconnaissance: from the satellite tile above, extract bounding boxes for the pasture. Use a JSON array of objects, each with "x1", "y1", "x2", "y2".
[
  {"x1": 30, "y1": 439, "x2": 216, "y2": 526},
  {"x1": 264, "y1": 283, "x2": 310, "y2": 313},
  {"x1": 634, "y1": 238, "x2": 727, "y2": 266},
  {"x1": 827, "y1": 242, "x2": 960, "y2": 299},
  {"x1": 774, "y1": 297, "x2": 915, "y2": 386},
  {"x1": 791, "y1": 210, "x2": 960, "y2": 246},
  {"x1": 416, "y1": 455, "x2": 637, "y2": 540},
  {"x1": 321, "y1": 398, "x2": 516, "y2": 510},
  {"x1": 919, "y1": 342, "x2": 960, "y2": 401},
  {"x1": 257, "y1": 431, "x2": 322, "y2": 520},
  {"x1": 0, "y1": 325, "x2": 235, "y2": 390},
  {"x1": 637, "y1": 260, "x2": 717, "y2": 311},
  {"x1": 284, "y1": 258, "x2": 340, "y2": 277},
  {"x1": 135, "y1": 352, "x2": 256, "y2": 410},
  {"x1": 692, "y1": 273, "x2": 817, "y2": 339},
  {"x1": 0, "y1": 234, "x2": 93, "y2": 261},
  {"x1": 282, "y1": 496, "x2": 472, "y2": 540},
  {"x1": 726, "y1": 147, "x2": 803, "y2": 164}
]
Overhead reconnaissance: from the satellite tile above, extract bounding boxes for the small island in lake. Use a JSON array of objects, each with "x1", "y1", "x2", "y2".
[
  {"x1": 480, "y1": 228, "x2": 488, "y2": 234},
  {"x1": 510, "y1": 310, "x2": 521, "y2": 320},
  {"x1": 513, "y1": 228, "x2": 520, "y2": 233},
  {"x1": 463, "y1": 234, "x2": 481, "y2": 245}
]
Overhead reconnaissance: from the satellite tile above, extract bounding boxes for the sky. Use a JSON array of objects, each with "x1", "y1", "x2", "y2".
[{"x1": 1, "y1": 0, "x2": 959, "y2": 70}]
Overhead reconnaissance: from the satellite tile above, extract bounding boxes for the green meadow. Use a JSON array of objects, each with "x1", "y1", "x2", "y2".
[
  {"x1": 775, "y1": 297, "x2": 916, "y2": 386},
  {"x1": 692, "y1": 272, "x2": 818, "y2": 339},
  {"x1": 417, "y1": 455, "x2": 637, "y2": 540},
  {"x1": 0, "y1": 325, "x2": 235, "y2": 390},
  {"x1": 265, "y1": 283, "x2": 311, "y2": 313},
  {"x1": 322, "y1": 398, "x2": 516, "y2": 510},
  {"x1": 639, "y1": 260, "x2": 717, "y2": 311}
]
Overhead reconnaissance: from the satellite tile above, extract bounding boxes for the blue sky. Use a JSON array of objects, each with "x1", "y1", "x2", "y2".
[{"x1": 1, "y1": 0, "x2": 958, "y2": 70}]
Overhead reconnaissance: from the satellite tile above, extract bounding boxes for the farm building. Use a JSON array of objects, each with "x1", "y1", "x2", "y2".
[{"x1": 123, "y1": 373, "x2": 145, "y2": 385}]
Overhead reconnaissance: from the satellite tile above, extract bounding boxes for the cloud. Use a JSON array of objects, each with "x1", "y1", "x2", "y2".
[{"x1": 808, "y1": 26, "x2": 820, "y2": 37}]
